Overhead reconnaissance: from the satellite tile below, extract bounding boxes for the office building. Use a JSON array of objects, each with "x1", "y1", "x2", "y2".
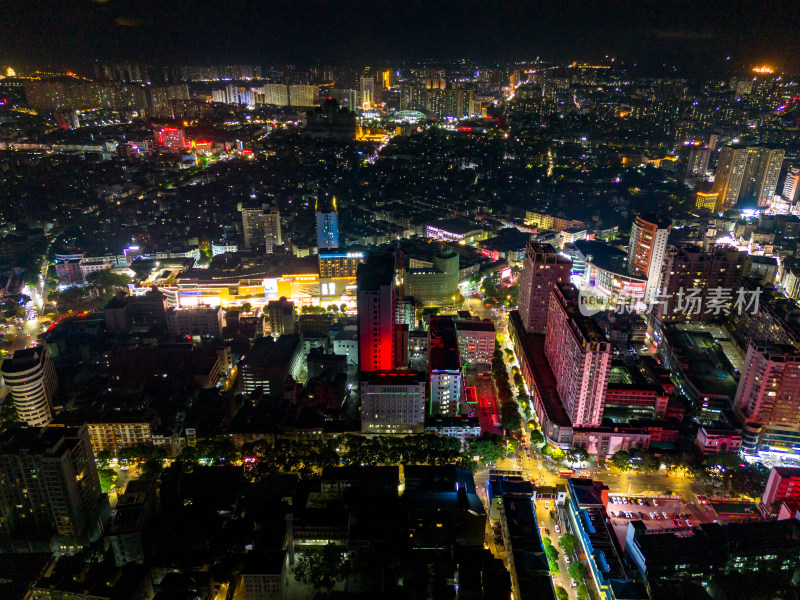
[
  {"x1": 626, "y1": 518, "x2": 800, "y2": 593},
  {"x1": 0, "y1": 426, "x2": 104, "y2": 551},
  {"x1": 628, "y1": 214, "x2": 671, "y2": 302},
  {"x1": 264, "y1": 206, "x2": 282, "y2": 254},
  {"x1": 241, "y1": 551, "x2": 287, "y2": 600},
  {"x1": 684, "y1": 146, "x2": 711, "y2": 181},
  {"x1": 239, "y1": 335, "x2": 302, "y2": 400},
  {"x1": 761, "y1": 466, "x2": 800, "y2": 513},
  {"x1": 319, "y1": 251, "x2": 365, "y2": 279},
  {"x1": 357, "y1": 252, "x2": 396, "y2": 372},
  {"x1": 782, "y1": 167, "x2": 800, "y2": 203},
  {"x1": 454, "y1": 319, "x2": 495, "y2": 371},
  {"x1": 316, "y1": 196, "x2": 339, "y2": 249},
  {"x1": 242, "y1": 206, "x2": 266, "y2": 251},
  {"x1": 734, "y1": 340, "x2": 800, "y2": 455},
  {"x1": 544, "y1": 284, "x2": 611, "y2": 427},
  {"x1": 212, "y1": 241, "x2": 238, "y2": 256},
  {"x1": 104, "y1": 291, "x2": 168, "y2": 334},
  {"x1": 403, "y1": 249, "x2": 460, "y2": 305},
  {"x1": 361, "y1": 371, "x2": 426, "y2": 434},
  {"x1": 265, "y1": 297, "x2": 296, "y2": 337},
  {"x1": 166, "y1": 306, "x2": 224, "y2": 338},
  {"x1": 428, "y1": 317, "x2": 464, "y2": 416},
  {"x1": 1, "y1": 346, "x2": 58, "y2": 427},
  {"x1": 107, "y1": 479, "x2": 157, "y2": 566},
  {"x1": 517, "y1": 242, "x2": 571, "y2": 333}
]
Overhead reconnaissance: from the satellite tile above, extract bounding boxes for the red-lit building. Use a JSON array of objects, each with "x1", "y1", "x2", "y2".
[
  {"x1": 155, "y1": 126, "x2": 186, "y2": 150},
  {"x1": 356, "y1": 252, "x2": 396, "y2": 372},
  {"x1": 762, "y1": 466, "x2": 800, "y2": 513},
  {"x1": 517, "y1": 242, "x2": 571, "y2": 334}
]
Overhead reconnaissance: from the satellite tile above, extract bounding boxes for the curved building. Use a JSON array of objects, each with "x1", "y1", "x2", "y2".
[
  {"x1": 1, "y1": 346, "x2": 58, "y2": 426},
  {"x1": 404, "y1": 249, "x2": 459, "y2": 305}
]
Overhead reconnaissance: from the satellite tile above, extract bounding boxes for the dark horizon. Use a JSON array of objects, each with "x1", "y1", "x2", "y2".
[{"x1": 2, "y1": 0, "x2": 799, "y2": 73}]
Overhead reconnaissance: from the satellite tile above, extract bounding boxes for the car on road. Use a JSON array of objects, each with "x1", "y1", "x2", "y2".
[
  {"x1": 662, "y1": 512, "x2": 669, "y2": 519},
  {"x1": 554, "y1": 524, "x2": 561, "y2": 533},
  {"x1": 544, "y1": 501, "x2": 550, "y2": 509},
  {"x1": 571, "y1": 579, "x2": 578, "y2": 588},
  {"x1": 564, "y1": 555, "x2": 571, "y2": 564},
  {"x1": 653, "y1": 499, "x2": 659, "y2": 506}
]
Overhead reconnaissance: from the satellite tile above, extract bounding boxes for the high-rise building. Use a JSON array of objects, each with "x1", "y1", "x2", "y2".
[
  {"x1": 262, "y1": 83, "x2": 289, "y2": 106},
  {"x1": 428, "y1": 317, "x2": 465, "y2": 416},
  {"x1": 360, "y1": 77, "x2": 376, "y2": 110},
  {"x1": 684, "y1": 146, "x2": 712, "y2": 182},
  {"x1": 657, "y1": 245, "x2": 744, "y2": 322},
  {"x1": 711, "y1": 146, "x2": 785, "y2": 210},
  {"x1": 517, "y1": 242, "x2": 571, "y2": 333},
  {"x1": 734, "y1": 340, "x2": 800, "y2": 455},
  {"x1": 0, "y1": 426, "x2": 104, "y2": 549},
  {"x1": 627, "y1": 214, "x2": 671, "y2": 302},
  {"x1": 288, "y1": 84, "x2": 317, "y2": 108},
  {"x1": 1, "y1": 346, "x2": 58, "y2": 427},
  {"x1": 357, "y1": 252, "x2": 396, "y2": 372},
  {"x1": 263, "y1": 206, "x2": 282, "y2": 254},
  {"x1": 241, "y1": 206, "x2": 266, "y2": 251},
  {"x1": 782, "y1": 167, "x2": 800, "y2": 203},
  {"x1": 544, "y1": 283, "x2": 611, "y2": 427},
  {"x1": 316, "y1": 196, "x2": 339, "y2": 249},
  {"x1": 265, "y1": 297, "x2": 296, "y2": 337},
  {"x1": 454, "y1": 320, "x2": 495, "y2": 371},
  {"x1": 711, "y1": 146, "x2": 753, "y2": 211},
  {"x1": 166, "y1": 306, "x2": 224, "y2": 338},
  {"x1": 361, "y1": 371, "x2": 426, "y2": 434}
]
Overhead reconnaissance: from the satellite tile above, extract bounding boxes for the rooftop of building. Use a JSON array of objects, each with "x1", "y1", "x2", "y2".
[
  {"x1": 509, "y1": 312, "x2": 571, "y2": 428},
  {"x1": 362, "y1": 370, "x2": 427, "y2": 386},
  {"x1": 320, "y1": 466, "x2": 399, "y2": 482},
  {"x1": 454, "y1": 319, "x2": 495, "y2": 333},
  {"x1": 554, "y1": 283, "x2": 609, "y2": 346},
  {"x1": 771, "y1": 466, "x2": 800, "y2": 478},
  {"x1": 0, "y1": 426, "x2": 84, "y2": 456},
  {"x1": 241, "y1": 334, "x2": 300, "y2": 371},
  {"x1": 429, "y1": 317, "x2": 462, "y2": 371},
  {"x1": 356, "y1": 251, "x2": 395, "y2": 291},
  {"x1": 0, "y1": 346, "x2": 45, "y2": 373},
  {"x1": 242, "y1": 550, "x2": 286, "y2": 576},
  {"x1": 427, "y1": 218, "x2": 484, "y2": 235},
  {"x1": 635, "y1": 213, "x2": 672, "y2": 230}
]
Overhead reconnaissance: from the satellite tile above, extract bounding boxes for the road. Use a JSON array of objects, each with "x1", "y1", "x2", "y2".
[{"x1": 534, "y1": 497, "x2": 583, "y2": 600}]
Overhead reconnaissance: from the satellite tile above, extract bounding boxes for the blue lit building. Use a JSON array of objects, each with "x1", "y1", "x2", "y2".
[{"x1": 316, "y1": 196, "x2": 339, "y2": 250}]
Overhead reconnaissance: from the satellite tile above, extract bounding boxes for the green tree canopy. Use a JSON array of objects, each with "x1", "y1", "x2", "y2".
[
  {"x1": 293, "y1": 542, "x2": 352, "y2": 591},
  {"x1": 554, "y1": 586, "x2": 569, "y2": 600},
  {"x1": 568, "y1": 562, "x2": 588, "y2": 582},
  {"x1": 576, "y1": 582, "x2": 589, "y2": 599},
  {"x1": 558, "y1": 533, "x2": 578, "y2": 556}
]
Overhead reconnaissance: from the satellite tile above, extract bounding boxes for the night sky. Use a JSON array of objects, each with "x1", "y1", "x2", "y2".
[{"x1": 2, "y1": 0, "x2": 799, "y2": 71}]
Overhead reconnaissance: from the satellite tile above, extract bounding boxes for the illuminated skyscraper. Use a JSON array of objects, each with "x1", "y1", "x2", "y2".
[
  {"x1": 711, "y1": 146, "x2": 752, "y2": 211},
  {"x1": 712, "y1": 146, "x2": 785, "y2": 210},
  {"x1": 517, "y1": 242, "x2": 571, "y2": 333},
  {"x1": 242, "y1": 206, "x2": 265, "y2": 250},
  {"x1": 627, "y1": 214, "x2": 671, "y2": 302},
  {"x1": 316, "y1": 196, "x2": 339, "y2": 249},
  {"x1": 288, "y1": 84, "x2": 317, "y2": 107},
  {"x1": 360, "y1": 77, "x2": 375, "y2": 110},
  {"x1": 263, "y1": 206, "x2": 282, "y2": 254},
  {"x1": 357, "y1": 252, "x2": 396, "y2": 372}
]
